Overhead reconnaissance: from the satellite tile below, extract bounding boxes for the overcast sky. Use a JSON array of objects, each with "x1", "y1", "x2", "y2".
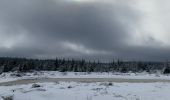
[{"x1": 0, "y1": 0, "x2": 170, "y2": 61}]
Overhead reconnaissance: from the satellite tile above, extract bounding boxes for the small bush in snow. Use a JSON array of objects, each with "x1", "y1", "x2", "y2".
[
  {"x1": 1, "y1": 95, "x2": 13, "y2": 100},
  {"x1": 32, "y1": 84, "x2": 41, "y2": 88},
  {"x1": 163, "y1": 68, "x2": 170, "y2": 74},
  {"x1": 10, "y1": 73, "x2": 22, "y2": 77},
  {"x1": 108, "y1": 82, "x2": 113, "y2": 86},
  {"x1": 67, "y1": 85, "x2": 73, "y2": 89},
  {"x1": 100, "y1": 82, "x2": 113, "y2": 86}
]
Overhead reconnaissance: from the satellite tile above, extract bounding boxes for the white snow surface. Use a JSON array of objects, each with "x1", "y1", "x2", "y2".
[
  {"x1": 0, "y1": 71, "x2": 170, "y2": 83},
  {"x1": 0, "y1": 82, "x2": 170, "y2": 100},
  {"x1": 0, "y1": 71, "x2": 170, "y2": 100}
]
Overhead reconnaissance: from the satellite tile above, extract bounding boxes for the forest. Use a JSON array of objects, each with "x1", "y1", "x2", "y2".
[{"x1": 0, "y1": 57, "x2": 170, "y2": 74}]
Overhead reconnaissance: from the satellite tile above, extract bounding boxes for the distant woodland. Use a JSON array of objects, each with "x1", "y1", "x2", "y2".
[{"x1": 0, "y1": 57, "x2": 170, "y2": 74}]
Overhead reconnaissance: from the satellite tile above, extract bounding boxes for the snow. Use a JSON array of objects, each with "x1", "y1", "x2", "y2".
[
  {"x1": 1, "y1": 71, "x2": 170, "y2": 83},
  {"x1": 0, "y1": 71, "x2": 170, "y2": 100},
  {"x1": 0, "y1": 82, "x2": 170, "y2": 100},
  {"x1": 0, "y1": 72, "x2": 20, "y2": 83}
]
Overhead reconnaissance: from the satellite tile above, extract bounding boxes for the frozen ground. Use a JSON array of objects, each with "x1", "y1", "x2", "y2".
[
  {"x1": 0, "y1": 71, "x2": 170, "y2": 83},
  {"x1": 0, "y1": 71, "x2": 170, "y2": 100},
  {"x1": 0, "y1": 82, "x2": 170, "y2": 100}
]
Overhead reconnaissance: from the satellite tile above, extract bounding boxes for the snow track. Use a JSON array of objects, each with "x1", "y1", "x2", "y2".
[{"x1": 1, "y1": 78, "x2": 170, "y2": 86}]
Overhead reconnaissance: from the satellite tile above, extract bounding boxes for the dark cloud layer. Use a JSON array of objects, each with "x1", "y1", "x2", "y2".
[{"x1": 0, "y1": 0, "x2": 170, "y2": 61}]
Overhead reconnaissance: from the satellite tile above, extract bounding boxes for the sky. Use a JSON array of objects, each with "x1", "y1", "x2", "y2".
[{"x1": 0, "y1": 0, "x2": 170, "y2": 61}]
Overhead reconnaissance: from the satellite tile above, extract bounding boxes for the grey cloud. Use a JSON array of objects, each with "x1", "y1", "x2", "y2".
[{"x1": 0, "y1": 0, "x2": 170, "y2": 61}]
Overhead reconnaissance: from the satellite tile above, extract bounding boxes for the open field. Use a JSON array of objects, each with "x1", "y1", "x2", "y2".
[
  {"x1": 1, "y1": 78, "x2": 170, "y2": 86},
  {"x1": 0, "y1": 72, "x2": 170, "y2": 100},
  {"x1": 0, "y1": 82, "x2": 170, "y2": 100}
]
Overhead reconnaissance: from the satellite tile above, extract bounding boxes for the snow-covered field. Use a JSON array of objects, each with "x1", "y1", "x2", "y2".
[
  {"x1": 0, "y1": 71, "x2": 170, "y2": 100},
  {"x1": 0, "y1": 82, "x2": 170, "y2": 100},
  {"x1": 0, "y1": 71, "x2": 170, "y2": 83}
]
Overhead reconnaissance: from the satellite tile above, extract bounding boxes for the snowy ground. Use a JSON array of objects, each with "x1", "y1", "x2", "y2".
[
  {"x1": 0, "y1": 71, "x2": 170, "y2": 100},
  {"x1": 0, "y1": 82, "x2": 170, "y2": 100},
  {"x1": 0, "y1": 71, "x2": 170, "y2": 83}
]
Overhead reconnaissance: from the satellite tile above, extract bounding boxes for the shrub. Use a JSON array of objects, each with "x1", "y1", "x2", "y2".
[
  {"x1": 163, "y1": 68, "x2": 170, "y2": 74},
  {"x1": 32, "y1": 84, "x2": 41, "y2": 88},
  {"x1": 1, "y1": 95, "x2": 13, "y2": 100}
]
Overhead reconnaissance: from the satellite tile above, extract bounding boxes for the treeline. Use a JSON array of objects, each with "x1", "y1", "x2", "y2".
[{"x1": 0, "y1": 57, "x2": 170, "y2": 74}]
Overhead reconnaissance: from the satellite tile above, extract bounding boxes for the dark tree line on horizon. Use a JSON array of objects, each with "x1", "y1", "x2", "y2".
[{"x1": 0, "y1": 57, "x2": 170, "y2": 74}]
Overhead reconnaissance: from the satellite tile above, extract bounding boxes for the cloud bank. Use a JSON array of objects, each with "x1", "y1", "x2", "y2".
[{"x1": 0, "y1": 0, "x2": 170, "y2": 61}]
